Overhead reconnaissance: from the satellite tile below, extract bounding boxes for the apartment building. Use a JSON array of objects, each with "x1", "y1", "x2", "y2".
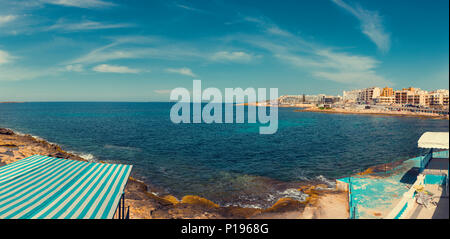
[
  {"x1": 372, "y1": 86, "x2": 395, "y2": 105},
  {"x1": 374, "y1": 96, "x2": 395, "y2": 105},
  {"x1": 394, "y1": 87, "x2": 429, "y2": 107},
  {"x1": 343, "y1": 89, "x2": 363, "y2": 103},
  {"x1": 429, "y1": 89, "x2": 449, "y2": 108},
  {"x1": 380, "y1": 86, "x2": 394, "y2": 97},
  {"x1": 359, "y1": 87, "x2": 381, "y2": 104},
  {"x1": 344, "y1": 87, "x2": 386, "y2": 104},
  {"x1": 278, "y1": 95, "x2": 304, "y2": 105},
  {"x1": 279, "y1": 94, "x2": 340, "y2": 105}
]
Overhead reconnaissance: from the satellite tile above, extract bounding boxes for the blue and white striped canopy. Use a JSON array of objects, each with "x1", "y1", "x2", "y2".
[{"x1": 0, "y1": 155, "x2": 132, "y2": 219}]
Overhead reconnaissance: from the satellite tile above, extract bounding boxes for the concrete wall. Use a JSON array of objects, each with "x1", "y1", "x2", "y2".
[{"x1": 385, "y1": 174, "x2": 425, "y2": 219}]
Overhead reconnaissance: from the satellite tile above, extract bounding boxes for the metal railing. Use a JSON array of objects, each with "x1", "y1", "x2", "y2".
[
  {"x1": 420, "y1": 149, "x2": 433, "y2": 173},
  {"x1": 348, "y1": 177, "x2": 359, "y2": 219},
  {"x1": 114, "y1": 193, "x2": 130, "y2": 219}
]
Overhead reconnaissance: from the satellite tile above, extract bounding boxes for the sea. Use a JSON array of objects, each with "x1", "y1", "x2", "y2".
[{"x1": 0, "y1": 102, "x2": 448, "y2": 208}]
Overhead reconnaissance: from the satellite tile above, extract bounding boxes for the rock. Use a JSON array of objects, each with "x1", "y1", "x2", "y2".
[
  {"x1": 0, "y1": 144, "x2": 18, "y2": 148},
  {"x1": 0, "y1": 151, "x2": 14, "y2": 157},
  {"x1": 48, "y1": 152, "x2": 69, "y2": 159},
  {"x1": 0, "y1": 128, "x2": 14, "y2": 135}
]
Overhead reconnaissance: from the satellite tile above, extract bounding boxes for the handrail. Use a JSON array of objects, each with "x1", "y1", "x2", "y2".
[
  {"x1": 420, "y1": 149, "x2": 433, "y2": 173},
  {"x1": 348, "y1": 177, "x2": 359, "y2": 219},
  {"x1": 126, "y1": 206, "x2": 130, "y2": 219},
  {"x1": 114, "y1": 193, "x2": 129, "y2": 219}
]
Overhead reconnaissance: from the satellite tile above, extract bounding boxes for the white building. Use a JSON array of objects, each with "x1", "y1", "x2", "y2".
[
  {"x1": 343, "y1": 89, "x2": 363, "y2": 103},
  {"x1": 429, "y1": 89, "x2": 449, "y2": 108},
  {"x1": 374, "y1": 96, "x2": 395, "y2": 105},
  {"x1": 359, "y1": 87, "x2": 381, "y2": 104},
  {"x1": 394, "y1": 87, "x2": 429, "y2": 107},
  {"x1": 343, "y1": 87, "x2": 381, "y2": 104}
]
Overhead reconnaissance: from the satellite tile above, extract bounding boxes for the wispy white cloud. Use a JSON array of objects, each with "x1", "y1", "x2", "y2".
[
  {"x1": 0, "y1": 49, "x2": 72, "y2": 81},
  {"x1": 0, "y1": 15, "x2": 17, "y2": 26},
  {"x1": 0, "y1": 67, "x2": 49, "y2": 81},
  {"x1": 272, "y1": 49, "x2": 388, "y2": 85},
  {"x1": 312, "y1": 50, "x2": 388, "y2": 84},
  {"x1": 70, "y1": 37, "x2": 213, "y2": 65},
  {"x1": 316, "y1": 49, "x2": 380, "y2": 72},
  {"x1": 73, "y1": 49, "x2": 138, "y2": 64},
  {"x1": 0, "y1": 63, "x2": 56, "y2": 81},
  {"x1": 72, "y1": 42, "x2": 257, "y2": 67},
  {"x1": 0, "y1": 3, "x2": 46, "y2": 35},
  {"x1": 265, "y1": 26, "x2": 292, "y2": 37},
  {"x1": 0, "y1": 1, "x2": 116, "y2": 34},
  {"x1": 0, "y1": 49, "x2": 13, "y2": 64},
  {"x1": 243, "y1": 16, "x2": 293, "y2": 37},
  {"x1": 313, "y1": 71, "x2": 386, "y2": 85},
  {"x1": 174, "y1": 3, "x2": 210, "y2": 14},
  {"x1": 70, "y1": 35, "x2": 258, "y2": 67},
  {"x1": 64, "y1": 64, "x2": 84, "y2": 72},
  {"x1": 331, "y1": 0, "x2": 391, "y2": 53},
  {"x1": 0, "y1": 49, "x2": 51, "y2": 81},
  {"x1": 211, "y1": 51, "x2": 254, "y2": 63},
  {"x1": 70, "y1": 38, "x2": 149, "y2": 64},
  {"x1": 46, "y1": 19, "x2": 132, "y2": 32},
  {"x1": 0, "y1": 0, "x2": 114, "y2": 10},
  {"x1": 165, "y1": 67, "x2": 196, "y2": 77},
  {"x1": 41, "y1": 0, "x2": 115, "y2": 8},
  {"x1": 237, "y1": 17, "x2": 390, "y2": 86},
  {"x1": 92, "y1": 64, "x2": 140, "y2": 74}
]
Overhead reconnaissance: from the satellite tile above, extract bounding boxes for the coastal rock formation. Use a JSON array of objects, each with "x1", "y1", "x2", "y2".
[
  {"x1": 0, "y1": 128, "x2": 14, "y2": 135},
  {"x1": 0, "y1": 127, "x2": 349, "y2": 219}
]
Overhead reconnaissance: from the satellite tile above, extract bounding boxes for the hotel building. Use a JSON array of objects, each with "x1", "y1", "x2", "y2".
[
  {"x1": 373, "y1": 86, "x2": 395, "y2": 105},
  {"x1": 380, "y1": 86, "x2": 394, "y2": 97},
  {"x1": 429, "y1": 89, "x2": 449, "y2": 108},
  {"x1": 360, "y1": 87, "x2": 381, "y2": 104},
  {"x1": 343, "y1": 89, "x2": 363, "y2": 103},
  {"x1": 374, "y1": 96, "x2": 395, "y2": 105},
  {"x1": 394, "y1": 87, "x2": 429, "y2": 107}
]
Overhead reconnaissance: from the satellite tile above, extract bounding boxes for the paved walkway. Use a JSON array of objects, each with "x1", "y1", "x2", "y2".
[
  {"x1": 409, "y1": 185, "x2": 448, "y2": 219},
  {"x1": 337, "y1": 151, "x2": 449, "y2": 219}
]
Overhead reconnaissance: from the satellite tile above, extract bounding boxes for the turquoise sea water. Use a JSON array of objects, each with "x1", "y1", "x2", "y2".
[{"x1": 0, "y1": 102, "x2": 448, "y2": 208}]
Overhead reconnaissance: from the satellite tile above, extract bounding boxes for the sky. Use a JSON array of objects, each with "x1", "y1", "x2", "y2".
[{"x1": 0, "y1": 0, "x2": 448, "y2": 101}]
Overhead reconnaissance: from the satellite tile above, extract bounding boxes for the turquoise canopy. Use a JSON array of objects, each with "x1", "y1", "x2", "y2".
[{"x1": 0, "y1": 155, "x2": 132, "y2": 219}]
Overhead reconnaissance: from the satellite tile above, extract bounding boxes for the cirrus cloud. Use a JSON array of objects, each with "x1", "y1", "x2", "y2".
[
  {"x1": 46, "y1": 19, "x2": 133, "y2": 32},
  {"x1": 64, "y1": 64, "x2": 84, "y2": 72},
  {"x1": 0, "y1": 49, "x2": 13, "y2": 64},
  {"x1": 331, "y1": 0, "x2": 391, "y2": 53},
  {"x1": 165, "y1": 67, "x2": 196, "y2": 77},
  {"x1": 237, "y1": 16, "x2": 391, "y2": 86},
  {"x1": 0, "y1": 15, "x2": 17, "y2": 26},
  {"x1": 92, "y1": 64, "x2": 140, "y2": 74},
  {"x1": 41, "y1": 0, "x2": 116, "y2": 8},
  {"x1": 211, "y1": 51, "x2": 254, "y2": 63}
]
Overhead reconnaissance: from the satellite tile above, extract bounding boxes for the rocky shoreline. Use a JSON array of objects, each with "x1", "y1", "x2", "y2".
[{"x1": 0, "y1": 127, "x2": 348, "y2": 219}]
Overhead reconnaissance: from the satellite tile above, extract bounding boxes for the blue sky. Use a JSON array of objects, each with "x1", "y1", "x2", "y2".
[{"x1": 0, "y1": 0, "x2": 448, "y2": 101}]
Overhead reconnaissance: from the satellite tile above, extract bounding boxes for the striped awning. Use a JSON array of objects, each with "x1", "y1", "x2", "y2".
[{"x1": 0, "y1": 155, "x2": 132, "y2": 219}]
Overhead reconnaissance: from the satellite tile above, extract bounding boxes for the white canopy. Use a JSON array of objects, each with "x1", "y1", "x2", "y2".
[{"x1": 418, "y1": 132, "x2": 449, "y2": 149}]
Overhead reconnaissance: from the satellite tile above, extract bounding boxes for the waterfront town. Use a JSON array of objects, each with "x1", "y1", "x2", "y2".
[{"x1": 277, "y1": 86, "x2": 449, "y2": 117}]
